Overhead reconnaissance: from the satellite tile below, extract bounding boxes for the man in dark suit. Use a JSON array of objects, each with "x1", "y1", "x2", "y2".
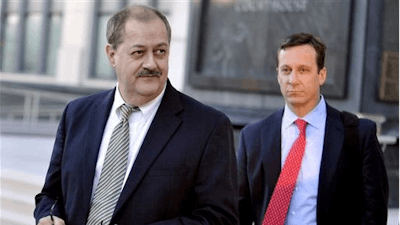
[
  {"x1": 238, "y1": 33, "x2": 388, "y2": 225},
  {"x1": 34, "y1": 5, "x2": 238, "y2": 225}
]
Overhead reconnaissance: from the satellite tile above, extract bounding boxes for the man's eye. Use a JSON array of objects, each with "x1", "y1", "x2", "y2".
[
  {"x1": 155, "y1": 49, "x2": 166, "y2": 55},
  {"x1": 281, "y1": 68, "x2": 290, "y2": 74},
  {"x1": 132, "y1": 51, "x2": 144, "y2": 55},
  {"x1": 300, "y1": 68, "x2": 309, "y2": 73}
]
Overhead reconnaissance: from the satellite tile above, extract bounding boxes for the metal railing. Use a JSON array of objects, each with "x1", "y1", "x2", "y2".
[{"x1": 0, "y1": 86, "x2": 79, "y2": 135}]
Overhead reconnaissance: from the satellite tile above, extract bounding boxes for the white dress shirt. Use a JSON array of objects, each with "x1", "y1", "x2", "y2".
[
  {"x1": 281, "y1": 96, "x2": 327, "y2": 225},
  {"x1": 91, "y1": 84, "x2": 166, "y2": 200}
]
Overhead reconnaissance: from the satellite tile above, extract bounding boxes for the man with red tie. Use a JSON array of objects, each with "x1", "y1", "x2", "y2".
[{"x1": 237, "y1": 33, "x2": 388, "y2": 225}]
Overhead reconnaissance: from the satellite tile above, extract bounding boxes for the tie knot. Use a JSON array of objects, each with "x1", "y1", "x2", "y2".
[
  {"x1": 119, "y1": 104, "x2": 139, "y2": 121},
  {"x1": 295, "y1": 119, "x2": 307, "y2": 136}
]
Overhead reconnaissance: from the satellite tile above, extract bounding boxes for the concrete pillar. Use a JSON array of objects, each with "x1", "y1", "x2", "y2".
[
  {"x1": 56, "y1": 1, "x2": 95, "y2": 85},
  {"x1": 165, "y1": 1, "x2": 190, "y2": 91}
]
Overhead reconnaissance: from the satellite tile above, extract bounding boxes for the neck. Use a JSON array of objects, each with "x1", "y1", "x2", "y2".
[
  {"x1": 121, "y1": 93, "x2": 158, "y2": 107},
  {"x1": 118, "y1": 88, "x2": 161, "y2": 107},
  {"x1": 288, "y1": 95, "x2": 321, "y2": 118},
  {"x1": 117, "y1": 82, "x2": 166, "y2": 107}
]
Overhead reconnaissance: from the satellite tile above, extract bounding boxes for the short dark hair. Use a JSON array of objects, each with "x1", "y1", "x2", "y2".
[
  {"x1": 276, "y1": 33, "x2": 326, "y2": 72},
  {"x1": 106, "y1": 5, "x2": 171, "y2": 50}
]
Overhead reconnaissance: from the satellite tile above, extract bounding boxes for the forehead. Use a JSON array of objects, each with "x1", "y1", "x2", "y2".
[
  {"x1": 278, "y1": 44, "x2": 317, "y2": 67},
  {"x1": 122, "y1": 18, "x2": 168, "y2": 45}
]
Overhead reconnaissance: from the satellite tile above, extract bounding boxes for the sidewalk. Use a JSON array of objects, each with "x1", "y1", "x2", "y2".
[
  {"x1": 0, "y1": 134, "x2": 54, "y2": 224},
  {"x1": 0, "y1": 134, "x2": 54, "y2": 176}
]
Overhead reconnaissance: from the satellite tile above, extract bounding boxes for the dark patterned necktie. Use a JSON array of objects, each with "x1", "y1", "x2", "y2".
[{"x1": 87, "y1": 104, "x2": 139, "y2": 225}]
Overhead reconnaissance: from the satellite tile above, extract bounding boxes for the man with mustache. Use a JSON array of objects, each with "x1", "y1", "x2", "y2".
[
  {"x1": 238, "y1": 33, "x2": 388, "y2": 225},
  {"x1": 34, "y1": 5, "x2": 238, "y2": 225}
]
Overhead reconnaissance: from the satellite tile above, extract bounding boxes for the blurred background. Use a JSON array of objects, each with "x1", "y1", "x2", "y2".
[{"x1": 0, "y1": 0, "x2": 398, "y2": 224}]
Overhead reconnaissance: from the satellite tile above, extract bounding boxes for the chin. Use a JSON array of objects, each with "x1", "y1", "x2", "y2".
[
  {"x1": 136, "y1": 77, "x2": 165, "y2": 92},
  {"x1": 286, "y1": 97, "x2": 305, "y2": 106},
  {"x1": 138, "y1": 85, "x2": 163, "y2": 97},
  {"x1": 138, "y1": 87, "x2": 160, "y2": 96}
]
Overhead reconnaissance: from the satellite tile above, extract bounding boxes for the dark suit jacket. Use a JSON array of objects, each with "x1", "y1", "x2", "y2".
[
  {"x1": 238, "y1": 104, "x2": 388, "y2": 225},
  {"x1": 35, "y1": 81, "x2": 238, "y2": 225}
]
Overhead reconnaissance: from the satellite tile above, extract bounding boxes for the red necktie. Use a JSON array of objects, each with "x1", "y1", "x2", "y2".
[{"x1": 262, "y1": 119, "x2": 307, "y2": 225}]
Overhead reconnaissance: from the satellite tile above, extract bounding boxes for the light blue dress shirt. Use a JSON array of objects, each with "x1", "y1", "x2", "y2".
[{"x1": 281, "y1": 96, "x2": 327, "y2": 225}]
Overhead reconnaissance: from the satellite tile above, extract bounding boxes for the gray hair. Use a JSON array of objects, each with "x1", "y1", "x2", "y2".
[{"x1": 106, "y1": 5, "x2": 171, "y2": 50}]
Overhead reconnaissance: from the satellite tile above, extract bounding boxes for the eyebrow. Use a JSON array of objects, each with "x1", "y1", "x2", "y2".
[
  {"x1": 298, "y1": 65, "x2": 312, "y2": 69},
  {"x1": 156, "y1": 42, "x2": 168, "y2": 47},
  {"x1": 131, "y1": 44, "x2": 144, "y2": 48},
  {"x1": 280, "y1": 64, "x2": 313, "y2": 69},
  {"x1": 130, "y1": 42, "x2": 168, "y2": 49}
]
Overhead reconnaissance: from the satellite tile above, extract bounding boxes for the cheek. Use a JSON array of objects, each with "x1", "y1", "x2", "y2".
[
  {"x1": 278, "y1": 76, "x2": 287, "y2": 87},
  {"x1": 159, "y1": 59, "x2": 169, "y2": 70},
  {"x1": 305, "y1": 77, "x2": 320, "y2": 92},
  {"x1": 277, "y1": 75, "x2": 283, "y2": 85},
  {"x1": 313, "y1": 76, "x2": 321, "y2": 87},
  {"x1": 278, "y1": 78, "x2": 287, "y2": 93}
]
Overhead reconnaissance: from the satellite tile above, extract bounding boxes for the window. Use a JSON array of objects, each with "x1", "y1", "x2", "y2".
[
  {"x1": 23, "y1": 2, "x2": 42, "y2": 73},
  {"x1": 93, "y1": 2, "x2": 117, "y2": 80},
  {"x1": 46, "y1": 2, "x2": 63, "y2": 75},
  {"x1": 0, "y1": 0, "x2": 63, "y2": 75},
  {"x1": 1, "y1": 1, "x2": 20, "y2": 72}
]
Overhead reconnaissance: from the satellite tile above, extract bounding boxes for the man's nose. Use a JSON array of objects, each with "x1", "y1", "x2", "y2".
[
  {"x1": 143, "y1": 53, "x2": 157, "y2": 70},
  {"x1": 289, "y1": 71, "x2": 299, "y2": 84}
]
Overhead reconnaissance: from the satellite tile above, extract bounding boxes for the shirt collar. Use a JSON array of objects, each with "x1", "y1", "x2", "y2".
[
  {"x1": 282, "y1": 95, "x2": 327, "y2": 130},
  {"x1": 113, "y1": 83, "x2": 166, "y2": 121}
]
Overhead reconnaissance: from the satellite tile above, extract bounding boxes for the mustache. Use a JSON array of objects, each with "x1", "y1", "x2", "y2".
[{"x1": 137, "y1": 70, "x2": 161, "y2": 76}]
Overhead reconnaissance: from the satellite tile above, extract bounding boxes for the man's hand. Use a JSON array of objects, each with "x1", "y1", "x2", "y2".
[{"x1": 38, "y1": 215, "x2": 65, "y2": 225}]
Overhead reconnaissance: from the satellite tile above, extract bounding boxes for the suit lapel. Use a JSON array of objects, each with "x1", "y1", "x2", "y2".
[
  {"x1": 261, "y1": 109, "x2": 283, "y2": 202},
  {"x1": 82, "y1": 89, "x2": 115, "y2": 215},
  {"x1": 317, "y1": 105, "x2": 344, "y2": 217},
  {"x1": 114, "y1": 81, "x2": 183, "y2": 214}
]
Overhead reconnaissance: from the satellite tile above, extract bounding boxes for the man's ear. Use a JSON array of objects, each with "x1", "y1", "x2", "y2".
[
  {"x1": 105, "y1": 44, "x2": 116, "y2": 67},
  {"x1": 318, "y1": 67, "x2": 327, "y2": 86}
]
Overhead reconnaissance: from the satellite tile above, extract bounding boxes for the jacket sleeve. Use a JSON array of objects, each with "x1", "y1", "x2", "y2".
[
  {"x1": 34, "y1": 103, "x2": 69, "y2": 224},
  {"x1": 237, "y1": 128, "x2": 255, "y2": 225},
  {"x1": 360, "y1": 120, "x2": 389, "y2": 225}
]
